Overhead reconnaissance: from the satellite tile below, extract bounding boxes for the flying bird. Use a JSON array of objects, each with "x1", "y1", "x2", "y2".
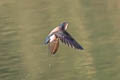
[{"x1": 44, "y1": 22, "x2": 83, "y2": 55}]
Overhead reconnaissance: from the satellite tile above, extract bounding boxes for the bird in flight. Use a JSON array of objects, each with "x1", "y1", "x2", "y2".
[{"x1": 44, "y1": 22, "x2": 83, "y2": 55}]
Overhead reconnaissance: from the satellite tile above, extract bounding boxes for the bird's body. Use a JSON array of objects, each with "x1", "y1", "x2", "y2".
[{"x1": 45, "y1": 22, "x2": 83, "y2": 55}]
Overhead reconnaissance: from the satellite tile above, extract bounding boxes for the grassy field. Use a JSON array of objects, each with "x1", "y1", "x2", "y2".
[{"x1": 0, "y1": 0, "x2": 120, "y2": 80}]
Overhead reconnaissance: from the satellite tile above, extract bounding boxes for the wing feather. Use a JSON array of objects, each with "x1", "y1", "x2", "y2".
[
  {"x1": 55, "y1": 31, "x2": 83, "y2": 50},
  {"x1": 48, "y1": 38, "x2": 59, "y2": 54}
]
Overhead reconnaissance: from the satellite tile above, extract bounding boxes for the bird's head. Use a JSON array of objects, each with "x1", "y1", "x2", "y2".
[{"x1": 59, "y1": 22, "x2": 68, "y2": 31}]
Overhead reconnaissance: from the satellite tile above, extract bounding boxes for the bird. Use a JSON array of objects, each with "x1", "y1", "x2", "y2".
[{"x1": 44, "y1": 22, "x2": 83, "y2": 55}]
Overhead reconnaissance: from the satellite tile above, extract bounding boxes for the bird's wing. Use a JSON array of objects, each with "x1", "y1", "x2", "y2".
[
  {"x1": 55, "y1": 31, "x2": 83, "y2": 50},
  {"x1": 48, "y1": 38, "x2": 59, "y2": 54}
]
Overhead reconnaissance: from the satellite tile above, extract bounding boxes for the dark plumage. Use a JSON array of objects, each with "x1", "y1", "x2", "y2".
[{"x1": 55, "y1": 31, "x2": 83, "y2": 50}]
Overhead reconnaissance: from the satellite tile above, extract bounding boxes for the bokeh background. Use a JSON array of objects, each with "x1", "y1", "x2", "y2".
[{"x1": 0, "y1": 0, "x2": 120, "y2": 80}]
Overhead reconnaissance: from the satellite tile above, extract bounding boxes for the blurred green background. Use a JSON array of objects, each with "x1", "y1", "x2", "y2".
[{"x1": 0, "y1": 0, "x2": 120, "y2": 80}]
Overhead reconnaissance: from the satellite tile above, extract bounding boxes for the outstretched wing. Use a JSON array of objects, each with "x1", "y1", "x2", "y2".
[
  {"x1": 48, "y1": 38, "x2": 59, "y2": 54},
  {"x1": 55, "y1": 31, "x2": 83, "y2": 50}
]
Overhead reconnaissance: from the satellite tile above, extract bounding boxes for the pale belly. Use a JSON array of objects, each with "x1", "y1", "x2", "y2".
[{"x1": 50, "y1": 35, "x2": 56, "y2": 42}]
